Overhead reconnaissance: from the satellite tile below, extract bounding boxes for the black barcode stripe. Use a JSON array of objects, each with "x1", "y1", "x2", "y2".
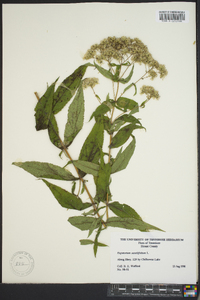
[{"x1": 159, "y1": 13, "x2": 185, "y2": 21}]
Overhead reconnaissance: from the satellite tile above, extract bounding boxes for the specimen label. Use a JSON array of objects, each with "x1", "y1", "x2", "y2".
[{"x1": 110, "y1": 232, "x2": 196, "y2": 284}]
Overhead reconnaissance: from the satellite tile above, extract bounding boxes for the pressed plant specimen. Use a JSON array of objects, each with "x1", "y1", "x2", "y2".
[{"x1": 13, "y1": 36, "x2": 167, "y2": 256}]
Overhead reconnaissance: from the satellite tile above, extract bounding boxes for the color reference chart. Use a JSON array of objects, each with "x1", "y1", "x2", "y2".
[
  {"x1": 184, "y1": 285, "x2": 197, "y2": 297},
  {"x1": 107, "y1": 284, "x2": 198, "y2": 297}
]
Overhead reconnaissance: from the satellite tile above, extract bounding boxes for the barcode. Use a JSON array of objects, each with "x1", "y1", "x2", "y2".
[
  {"x1": 156, "y1": 10, "x2": 189, "y2": 23},
  {"x1": 159, "y1": 12, "x2": 185, "y2": 21}
]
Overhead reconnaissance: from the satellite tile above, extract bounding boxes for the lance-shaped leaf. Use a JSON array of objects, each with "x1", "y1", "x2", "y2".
[
  {"x1": 34, "y1": 79, "x2": 58, "y2": 130},
  {"x1": 115, "y1": 114, "x2": 141, "y2": 125},
  {"x1": 95, "y1": 154, "x2": 111, "y2": 203},
  {"x1": 111, "y1": 137, "x2": 136, "y2": 173},
  {"x1": 110, "y1": 120, "x2": 124, "y2": 134},
  {"x1": 78, "y1": 119, "x2": 104, "y2": 177},
  {"x1": 96, "y1": 242, "x2": 107, "y2": 247},
  {"x1": 88, "y1": 218, "x2": 100, "y2": 237},
  {"x1": 109, "y1": 124, "x2": 135, "y2": 149},
  {"x1": 64, "y1": 84, "x2": 84, "y2": 147},
  {"x1": 112, "y1": 65, "x2": 121, "y2": 81},
  {"x1": 79, "y1": 239, "x2": 107, "y2": 247},
  {"x1": 80, "y1": 239, "x2": 94, "y2": 245},
  {"x1": 94, "y1": 61, "x2": 116, "y2": 81},
  {"x1": 82, "y1": 206, "x2": 106, "y2": 217},
  {"x1": 108, "y1": 201, "x2": 142, "y2": 219},
  {"x1": 73, "y1": 160, "x2": 99, "y2": 177},
  {"x1": 43, "y1": 180, "x2": 91, "y2": 210},
  {"x1": 53, "y1": 63, "x2": 92, "y2": 114},
  {"x1": 102, "y1": 116, "x2": 112, "y2": 134},
  {"x1": 106, "y1": 217, "x2": 164, "y2": 232},
  {"x1": 93, "y1": 224, "x2": 101, "y2": 257},
  {"x1": 123, "y1": 82, "x2": 137, "y2": 95},
  {"x1": 48, "y1": 114, "x2": 62, "y2": 149},
  {"x1": 90, "y1": 102, "x2": 111, "y2": 121},
  {"x1": 68, "y1": 216, "x2": 101, "y2": 231},
  {"x1": 71, "y1": 181, "x2": 76, "y2": 194},
  {"x1": 110, "y1": 115, "x2": 141, "y2": 134},
  {"x1": 12, "y1": 161, "x2": 78, "y2": 181},
  {"x1": 117, "y1": 97, "x2": 138, "y2": 111},
  {"x1": 93, "y1": 224, "x2": 107, "y2": 256},
  {"x1": 118, "y1": 65, "x2": 134, "y2": 84}
]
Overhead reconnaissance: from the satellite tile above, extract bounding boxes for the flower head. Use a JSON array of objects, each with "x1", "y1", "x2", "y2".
[
  {"x1": 158, "y1": 64, "x2": 168, "y2": 79},
  {"x1": 82, "y1": 77, "x2": 99, "y2": 89},
  {"x1": 140, "y1": 85, "x2": 160, "y2": 100},
  {"x1": 83, "y1": 36, "x2": 168, "y2": 79},
  {"x1": 149, "y1": 70, "x2": 158, "y2": 80}
]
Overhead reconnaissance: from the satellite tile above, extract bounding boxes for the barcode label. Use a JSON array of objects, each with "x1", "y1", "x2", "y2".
[{"x1": 156, "y1": 10, "x2": 189, "y2": 23}]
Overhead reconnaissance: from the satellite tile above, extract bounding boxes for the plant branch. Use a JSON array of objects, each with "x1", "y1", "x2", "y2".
[
  {"x1": 119, "y1": 63, "x2": 131, "y2": 80},
  {"x1": 134, "y1": 67, "x2": 153, "y2": 84},
  {"x1": 34, "y1": 92, "x2": 106, "y2": 228}
]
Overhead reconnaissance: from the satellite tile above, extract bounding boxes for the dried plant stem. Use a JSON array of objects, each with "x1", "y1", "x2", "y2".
[
  {"x1": 106, "y1": 78, "x2": 120, "y2": 220},
  {"x1": 119, "y1": 64, "x2": 131, "y2": 79},
  {"x1": 134, "y1": 67, "x2": 153, "y2": 84}
]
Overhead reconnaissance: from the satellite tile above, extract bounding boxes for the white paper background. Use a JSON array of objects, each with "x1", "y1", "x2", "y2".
[{"x1": 3, "y1": 2, "x2": 197, "y2": 283}]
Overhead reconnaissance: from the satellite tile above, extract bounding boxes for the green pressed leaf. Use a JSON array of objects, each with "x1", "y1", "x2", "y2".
[
  {"x1": 88, "y1": 218, "x2": 100, "y2": 237},
  {"x1": 112, "y1": 65, "x2": 121, "y2": 81},
  {"x1": 118, "y1": 65, "x2": 134, "y2": 84},
  {"x1": 82, "y1": 206, "x2": 106, "y2": 217},
  {"x1": 140, "y1": 99, "x2": 149, "y2": 108},
  {"x1": 106, "y1": 217, "x2": 164, "y2": 232},
  {"x1": 111, "y1": 137, "x2": 136, "y2": 173},
  {"x1": 43, "y1": 179, "x2": 91, "y2": 210},
  {"x1": 115, "y1": 114, "x2": 141, "y2": 125},
  {"x1": 12, "y1": 161, "x2": 78, "y2": 181},
  {"x1": 117, "y1": 97, "x2": 138, "y2": 111},
  {"x1": 109, "y1": 124, "x2": 135, "y2": 148},
  {"x1": 106, "y1": 93, "x2": 110, "y2": 101},
  {"x1": 64, "y1": 84, "x2": 84, "y2": 147},
  {"x1": 101, "y1": 116, "x2": 111, "y2": 134},
  {"x1": 93, "y1": 224, "x2": 106, "y2": 257},
  {"x1": 110, "y1": 114, "x2": 141, "y2": 134},
  {"x1": 81, "y1": 182, "x2": 85, "y2": 195},
  {"x1": 123, "y1": 82, "x2": 137, "y2": 95},
  {"x1": 108, "y1": 201, "x2": 142, "y2": 219},
  {"x1": 82, "y1": 202, "x2": 93, "y2": 210},
  {"x1": 93, "y1": 241, "x2": 98, "y2": 257},
  {"x1": 79, "y1": 239, "x2": 94, "y2": 245},
  {"x1": 78, "y1": 119, "x2": 104, "y2": 177},
  {"x1": 94, "y1": 62, "x2": 115, "y2": 81},
  {"x1": 71, "y1": 181, "x2": 76, "y2": 194},
  {"x1": 110, "y1": 120, "x2": 124, "y2": 133},
  {"x1": 34, "y1": 79, "x2": 58, "y2": 130},
  {"x1": 48, "y1": 114, "x2": 62, "y2": 149},
  {"x1": 82, "y1": 208, "x2": 96, "y2": 216},
  {"x1": 90, "y1": 102, "x2": 111, "y2": 121},
  {"x1": 53, "y1": 63, "x2": 92, "y2": 114},
  {"x1": 97, "y1": 242, "x2": 107, "y2": 247},
  {"x1": 93, "y1": 225, "x2": 100, "y2": 257},
  {"x1": 68, "y1": 216, "x2": 101, "y2": 231},
  {"x1": 129, "y1": 105, "x2": 139, "y2": 115},
  {"x1": 73, "y1": 160, "x2": 99, "y2": 177},
  {"x1": 95, "y1": 155, "x2": 111, "y2": 203}
]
